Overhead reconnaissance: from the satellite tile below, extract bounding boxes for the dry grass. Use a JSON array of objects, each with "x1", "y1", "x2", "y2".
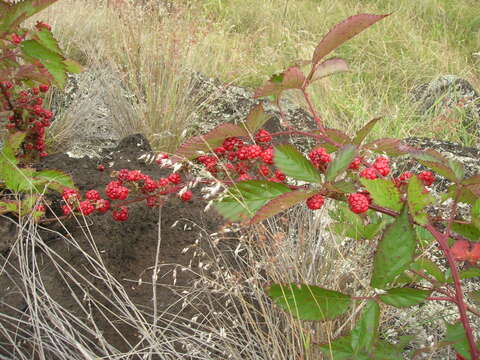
[{"x1": 32, "y1": 0, "x2": 480, "y2": 152}]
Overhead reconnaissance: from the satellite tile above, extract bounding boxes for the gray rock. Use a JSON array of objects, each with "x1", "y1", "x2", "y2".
[{"x1": 411, "y1": 75, "x2": 480, "y2": 144}]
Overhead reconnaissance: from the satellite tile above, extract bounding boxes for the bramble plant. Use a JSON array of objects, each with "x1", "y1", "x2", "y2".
[{"x1": 1, "y1": 3, "x2": 480, "y2": 359}]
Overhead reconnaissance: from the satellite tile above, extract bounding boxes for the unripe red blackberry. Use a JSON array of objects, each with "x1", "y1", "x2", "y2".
[
  {"x1": 373, "y1": 156, "x2": 390, "y2": 176},
  {"x1": 261, "y1": 147, "x2": 274, "y2": 164},
  {"x1": 348, "y1": 156, "x2": 362, "y2": 170},
  {"x1": 419, "y1": 171, "x2": 435, "y2": 186},
  {"x1": 112, "y1": 206, "x2": 129, "y2": 221},
  {"x1": 79, "y1": 200, "x2": 95, "y2": 216},
  {"x1": 255, "y1": 129, "x2": 272, "y2": 143},
  {"x1": 306, "y1": 194, "x2": 325, "y2": 210},
  {"x1": 348, "y1": 193, "x2": 370, "y2": 214},
  {"x1": 180, "y1": 190, "x2": 193, "y2": 202},
  {"x1": 308, "y1": 147, "x2": 331, "y2": 167},
  {"x1": 168, "y1": 173, "x2": 181, "y2": 184},
  {"x1": 359, "y1": 167, "x2": 377, "y2": 180}
]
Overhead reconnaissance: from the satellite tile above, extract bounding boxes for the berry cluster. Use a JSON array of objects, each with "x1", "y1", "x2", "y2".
[
  {"x1": 0, "y1": 80, "x2": 52, "y2": 159},
  {"x1": 193, "y1": 129, "x2": 287, "y2": 183}
]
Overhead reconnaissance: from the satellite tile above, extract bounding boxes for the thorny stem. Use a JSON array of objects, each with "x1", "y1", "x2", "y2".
[{"x1": 302, "y1": 88, "x2": 326, "y2": 134}]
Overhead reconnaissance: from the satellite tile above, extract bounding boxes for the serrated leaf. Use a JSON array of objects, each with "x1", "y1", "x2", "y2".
[
  {"x1": 311, "y1": 14, "x2": 389, "y2": 66},
  {"x1": 445, "y1": 322, "x2": 472, "y2": 360},
  {"x1": 254, "y1": 66, "x2": 305, "y2": 98},
  {"x1": 34, "y1": 28, "x2": 61, "y2": 54},
  {"x1": 446, "y1": 268, "x2": 480, "y2": 284},
  {"x1": 310, "y1": 57, "x2": 349, "y2": 82},
  {"x1": 373, "y1": 340, "x2": 404, "y2": 360},
  {"x1": 448, "y1": 159, "x2": 465, "y2": 181},
  {"x1": 174, "y1": 123, "x2": 247, "y2": 161},
  {"x1": 319, "y1": 335, "x2": 355, "y2": 360},
  {"x1": 250, "y1": 190, "x2": 315, "y2": 224},
  {"x1": 415, "y1": 258, "x2": 445, "y2": 283},
  {"x1": 407, "y1": 176, "x2": 434, "y2": 225},
  {"x1": 379, "y1": 287, "x2": 431, "y2": 308},
  {"x1": 0, "y1": 201, "x2": 19, "y2": 214},
  {"x1": 371, "y1": 206, "x2": 416, "y2": 289},
  {"x1": 444, "y1": 184, "x2": 478, "y2": 205},
  {"x1": 365, "y1": 138, "x2": 412, "y2": 157},
  {"x1": 353, "y1": 117, "x2": 382, "y2": 145},
  {"x1": 242, "y1": 104, "x2": 269, "y2": 134},
  {"x1": 417, "y1": 160, "x2": 458, "y2": 183},
  {"x1": 15, "y1": 64, "x2": 52, "y2": 83},
  {"x1": 21, "y1": 39, "x2": 67, "y2": 88},
  {"x1": 267, "y1": 283, "x2": 351, "y2": 321},
  {"x1": 329, "y1": 180, "x2": 357, "y2": 193},
  {"x1": 326, "y1": 144, "x2": 356, "y2": 181},
  {"x1": 0, "y1": 0, "x2": 58, "y2": 33},
  {"x1": 468, "y1": 290, "x2": 480, "y2": 306},
  {"x1": 452, "y1": 223, "x2": 480, "y2": 242},
  {"x1": 274, "y1": 144, "x2": 322, "y2": 183},
  {"x1": 332, "y1": 220, "x2": 386, "y2": 241},
  {"x1": 351, "y1": 300, "x2": 379, "y2": 353},
  {"x1": 63, "y1": 59, "x2": 83, "y2": 74},
  {"x1": 360, "y1": 178, "x2": 402, "y2": 212},
  {"x1": 214, "y1": 180, "x2": 290, "y2": 222},
  {"x1": 462, "y1": 175, "x2": 480, "y2": 185},
  {"x1": 31, "y1": 169, "x2": 75, "y2": 193}
]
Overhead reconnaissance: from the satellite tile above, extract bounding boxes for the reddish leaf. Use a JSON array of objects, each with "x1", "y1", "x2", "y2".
[
  {"x1": 451, "y1": 240, "x2": 480, "y2": 265},
  {"x1": 254, "y1": 66, "x2": 306, "y2": 98},
  {"x1": 310, "y1": 58, "x2": 349, "y2": 83},
  {"x1": 353, "y1": 117, "x2": 382, "y2": 145},
  {"x1": 242, "y1": 103, "x2": 270, "y2": 134},
  {"x1": 311, "y1": 14, "x2": 390, "y2": 66},
  {"x1": 173, "y1": 123, "x2": 247, "y2": 161},
  {"x1": 462, "y1": 175, "x2": 480, "y2": 186},
  {"x1": 365, "y1": 138, "x2": 413, "y2": 157},
  {"x1": 250, "y1": 190, "x2": 315, "y2": 224}
]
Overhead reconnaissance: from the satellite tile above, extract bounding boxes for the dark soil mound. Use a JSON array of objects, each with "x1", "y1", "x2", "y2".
[{"x1": 0, "y1": 134, "x2": 227, "y2": 359}]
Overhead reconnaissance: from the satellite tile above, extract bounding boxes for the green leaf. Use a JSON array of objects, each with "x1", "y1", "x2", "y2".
[
  {"x1": 462, "y1": 175, "x2": 480, "y2": 185},
  {"x1": 214, "y1": 181, "x2": 290, "y2": 222},
  {"x1": 0, "y1": 0, "x2": 58, "y2": 33},
  {"x1": 319, "y1": 335, "x2": 355, "y2": 360},
  {"x1": 174, "y1": 123, "x2": 247, "y2": 161},
  {"x1": 31, "y1": 169, "x2": 75, "y2": 193},
  {"x1": 21, "y1": 39, "x2": 67, "y2": 88},
  {"x1": 472, "y1": 199, "x2": 480, "y2": 230},
  {"x1": 34, "y1": 28, "x2": 61, "y2": 54},
  {"x1": 379, "y1": 287, "x2": 431, "y2": 308},
  {"x1": 250, "y1": 190, "x2": 315, "y2": 224},
  {"x1": 360, "y1": 178, "x2": 402, "y2": 212},
  {"x1": 445, "y1": 322, "x2": 472, "y2": 360},
  {"x1": 311, "y1": 13, "x2": 389, "y2": 66},
  {"x1": 326, "y1": 144, "x2": 356, "y2": 182},
  {"x1": 459, "y1": 268, "x2": 480, "y2": 280},
  {"x1": 371, "y1": 206, "x2": 416, "y2": 289},
  {"x1": 452, "y1": 223, "x2": 480, "y2": 242},
  {"x1": 407, "y1": 176, "x2": 434, "y2": 225},
  {"x1": 351, "y1": 300, "x2": 379, "y2": 354},
  {"x1": 448, "y1": 158, "x2": 465, "y2": 182},
  {"x1": 328, "y1": 180, "x2": 357, "y2": 194},
  {"x1": 267, "y1": 284, "x2": 351, "y2": 321},
  {"x1": 274, "y1": 144, "x2": 322, "y2": 183},
  {"x1": 372, "y1": 340, "x2": 404, "y2": 360},
  {"x1": 242, "y1": 103, "x2": 270, "y2": 134},
  {"x1": 353, "y1": 117, "x2": 382, "y2": 145},
  {"x1": 0, "y1": 200, "x2": 19, "y2": 214},
  {"x1": 415, "y1": 258, "x2": 445, "y2": 283},
  {"x1": 332, "y1": 221, "x2": 386, "y2": 241},
  {"x1": 63, "y1": 59, "x2": 83, "y2": 74}
]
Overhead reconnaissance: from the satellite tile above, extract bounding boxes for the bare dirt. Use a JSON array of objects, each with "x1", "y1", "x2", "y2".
[{"x1": 0, "y1": 134, "x2": 229, "y2": 359}]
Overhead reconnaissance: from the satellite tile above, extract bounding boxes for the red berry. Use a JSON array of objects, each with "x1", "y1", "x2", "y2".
[
  {"x1": 158, "y1": 178, "x2": 169, "y2": 187},
  {"x1": 258, "y1": 164, "x2": 270, "y2": 177},
  {"x1": 418, "y1": 171, "x2": 435, "y2": 186},
  {"x1": 85, "y1": 190, "x2": 101, "y2": 201},
  {"x1": 32, "y1": 87, "x2": 39, "y2": 95},
  {"x1": 112, "y1": 206, "x2": 129, "y2": 221},
  {"x1": 105, "y1": 181, "x2": 129, "y2": 200},
  {"x1": 238, "y1": 173, "x2": 252, "y2": 181},
  {"x1": 373, "y1": 156, "x2": 390, "y2": 176},
  {"x1": 275, "y1": 169, "x2": 286, "y2": 181},
  {"x1": 11, "y1": 33, "x2": 22, "y2": 44},
  {"x1": 97, "y1": 164, "x2": 105, "y2": 171},
  {"x1": 35, "y1": 21, "x2": 52, "y2": 31},
  {"x1": 96, "y1": 199, "x2": 110, "y2": 213},
  {"x1": 255, "y1": 129, "x2": 272, "y2": 143},
  {"x1": 308, "y1": 147, "x2": 331, "y2": 167},
  {"x1": 117, "y1": 169, "x2": 130, "y2": 182},
  {"x1": 62, "y1": 188, "x2": 80, "y2": 204},
  {"x1": 213, "y1": 146, "x2": 226, "y2": 156},
  {"x1": 306, "y1": 194, "x2": 325, "y2": 210},
  {"x1": 261, "y1": 147, "x2": 274, "y2": 164},
  {"x1": 395, "y1": 171, "x2": 413, "y2": 187},
  {"x1": 79, "y1": 200, "x2": 95, "y2": 216},
  {"x1": 142, "y1": 176, "x2": 158, "y2": 192},
  {"x1": 62, "y1": 204, "x2": 72, "y2": 216},
  {"x1": 180, "y1": 190, "x2": 193, "y2": 202},
  {"x1": 127, "y1": 170, "x2": 143, "y2": 182},
  {"x1": 348, "y1": 157, "x2": 362, "y2": 170},
  {"x1": 39, "y1": 84, "x2": 49, "y2": 93},
  {"x1": 35, "y1": 204, "x2": 46, "y2": 213},
  {"x1": 359, "y1": 167, "x2": 377, "y2": 180},
  {"x1": 222, "y1": 137, "x2": 243, "y2": 151},
  {"x1": 168, "y1": 173, "x2": 181, "y2": 184},
  {"x1": 348, "y1": 193, "x2": 370, "y2": 214},
  {"x1": 146, "y1": 196, "x2": 159, "y2": 207}
]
